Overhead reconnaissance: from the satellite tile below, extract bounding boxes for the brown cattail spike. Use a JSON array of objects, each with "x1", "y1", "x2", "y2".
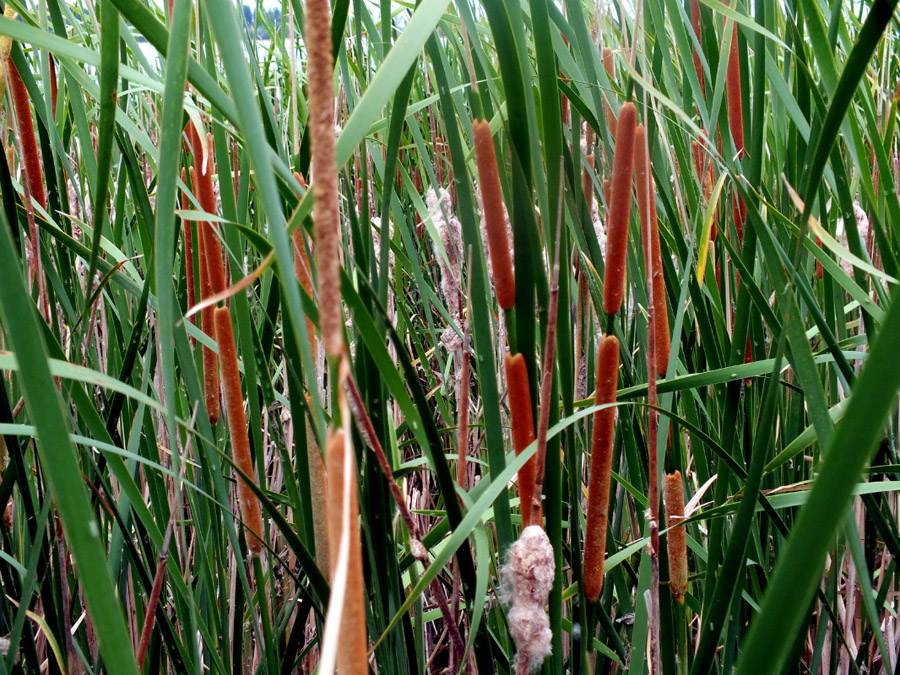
[
  {"x1": 505, "y1": 353, "x2": 540, "y2": 528},
  {"x1": 601, "y1": 47, "x2": 617, "y2": 138},
  {"x1": 9, "y1": 61, "x2": 47, "y2": 211},
  {"x1": 690, "y1": 0, "x2": 705, "y2": 98},
  {"x1": 472, "y1": 119, "x2": 515, "y2": 311},
  {"x1": 583, "y1": 335, "x2": 620, "y2": 601},
  {"x1": 189, "y1": 128, "x2": 227, "y2": 296},
  {"x1": 602, "y1": 102, "x2": 637, "y2": 316},
  {"x1": 664, "y1": 471, "x2": 688, "y2": 602},
  {"x1": 214, "y1": 306, "x2": 264, "y2": 555},
  {"x1": 634, "y1": 125, "x2": 671, "y2": 377},
  {"x1": 725, "y1": 18, "x2": 746, "y2": 242},
  {"x1": 189, "y1": 166, "x2": 220, "y2": 423},
  {"x1": 307, "y1": 0, "x2": 344, "y2": 359},
  {"x1": 325, "y1": 430, "x2": 369, "y2": 674}
]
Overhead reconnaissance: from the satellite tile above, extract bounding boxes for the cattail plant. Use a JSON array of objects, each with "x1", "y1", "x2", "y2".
[
  {"x1": 501, "y1": 525, "x2": 554, "y2": 674},
  {"x1": 190, "y1": 129, "x2": 227, "y2": 296},
  {"x1": 9, "y1": 59, "x2": 47, "y2": 211},
  {"x1": 583, "y1": 335, "x2": 620, "y2": 601},
  {"x1": 663, "y1": 471, "x2": 688, "y2": 601},
  {"x1": 603, "y1": 102, "x2": 637, "y2": 317},
  {"x1": 307, "y1": 0, "x2": 343, "y2": 359},
  {"x1": 505, "y1": 353, "x2": 539, "y2": 528},
  {"x1": 214, "y1": 306, "x2": 264, "y2": 555},
  {"x1": 601, "y1": 47, "x2": 617, "y2": 138},
  {"x1": 188, "y1": 164, "x2": 220, "y2": 423},
  {"x1": 325, "y1": 429, "x2": 368, "y2": 674},
  {"x1": 725, "y1": 17, "x2": 746, "y2": 241},
  {"x1": 472, "y1": 119, "x2": 515, "y2": 311},
  {"x1": 690, "y1": 0, "x2": 705, "y2": 97},
  {"x1": 634, "y1": 124, "x2": 671, "y2": 377},
  {"x1": 48, "y1": 54, "x2": 57, "y2": 119}
]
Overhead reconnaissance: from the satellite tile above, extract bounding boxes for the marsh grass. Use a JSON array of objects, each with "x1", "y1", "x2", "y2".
[{"x1": 0, "y1": 0, "x2": 897, "y2": 673}]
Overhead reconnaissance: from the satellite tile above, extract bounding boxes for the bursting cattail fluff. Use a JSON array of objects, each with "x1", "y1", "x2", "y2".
[
  {"x1": 214, "y1": 306, "x2": 264, "y2": 554},
  {"x1": 634, "y1": 125, "x2": 671, "y2": 377},
  {"x1": 307, "y1": 0, "x2": 343, "y2": 358},
  {"x1": 473, "y1": 119, "x2": 516, "y2": 311},
  {"x1": 505, "y1": 353, "x2": 540, "y2": 528},
  {"x1": 663, "y1": 471, "x2": 688, "y2": 602},
  {"x1": 602, "y1": 102, "x2": 637, "y2": 316},
  {"x1": 428, "y1": 187, "x2": 465, "y2": 350},
  {"x1": 583, "y1": 335, "x2": 619, "y2": 602},
  {"x1": 501, "y1": 526, "x2": 554, "y2": 673}
]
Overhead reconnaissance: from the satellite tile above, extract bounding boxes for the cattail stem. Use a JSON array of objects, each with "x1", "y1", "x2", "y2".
[
  {"x1": 472, "y1": 119, "x2": 515, "y2": 310},
  {"x1": 324, "y1": 429, "x2": 369, "y2": 674},
  {"x1": 529, "y1": 207, "x2": 564, "y2": 528},
  {"x1": 664, "y1": 471, "x2": 688, "y2": 602},
  {"x1": 307, "y1": 0, "x2": 343, "y2": 359},
  {"x1": 583, "y1": 335, "x2": 620, "y2": 602},
  {"x1": 505, "y1": 353, "x2": 539, "y2": 528},
  {"x1": 634, "y1": 125, "x2": 671, "y2": 377},
  {"x1": 603, "y1": 102, "x2": 637, "y2": 316},
  {"x1": 214, "y1": 306, "x2": 264, "y2": 555}
]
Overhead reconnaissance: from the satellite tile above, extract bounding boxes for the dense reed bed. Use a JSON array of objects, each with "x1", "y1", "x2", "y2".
[{"x1": 0, "y1": 0, "x2": 898, "y2": 673}]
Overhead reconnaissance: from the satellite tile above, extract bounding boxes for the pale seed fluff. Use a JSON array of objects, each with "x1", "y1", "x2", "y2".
[
  {"x1": 427, "y1": 187, "x2": 465, "y2": 352},
  {"x1": 500, "y1": 525, "x2": 554, "y2": 673}
]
